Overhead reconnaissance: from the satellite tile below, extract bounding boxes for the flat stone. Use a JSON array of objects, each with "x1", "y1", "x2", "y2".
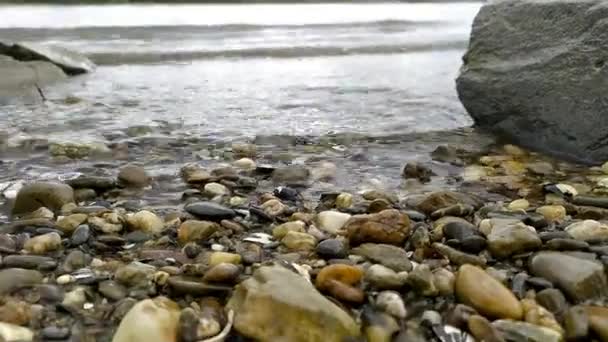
[
  {"x1": 167, "y1": 277, "x2": 232, "y2": 296},
  {"x1": 433, "y1": 243, "x2": 487, "y2": 266},
  {"x1": 566, "y1": 220, "x2": 608, "y2": 241},
  {"x1": 226, "y1": 265, "x2": 360, "y2": 341},
  {"x1": 344, "y1": 209, "x2": 411, "y2": 246},
  {"x1": 0, "y1": 268, "x2": 43, "y2": 295},
  {"x1": 351, "y1": 243, "x2": 412, "y2": 272},
  {"x1": 3, "y1": 255, "x2": 55, "y2": 269},
  {"x1": 529, "y1": 252, "x2": 608, "y2": 302},
  {"x1": 185, "y1": 201, "x2": 236, "y2": 221},
  {"x1": 492, "y1": 320, "x2": 562, "y2": 342},
  {"x1": 486, "y1": 222, "x2": 541, "y2": 258}
]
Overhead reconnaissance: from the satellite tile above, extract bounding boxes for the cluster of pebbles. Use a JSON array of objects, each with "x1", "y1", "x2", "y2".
[{"x1": 1, "y1": 142, "x2": 608, "y2": 342}]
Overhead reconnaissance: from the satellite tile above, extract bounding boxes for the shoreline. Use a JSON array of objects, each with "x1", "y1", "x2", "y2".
[{"x1": 0, "y1": 136, "x2": 607, "y2": 340}]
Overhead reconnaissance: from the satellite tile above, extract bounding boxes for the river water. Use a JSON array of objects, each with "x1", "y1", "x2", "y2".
[{"x1": 0, "y1": 2, "x2": 492, "y2": 205}]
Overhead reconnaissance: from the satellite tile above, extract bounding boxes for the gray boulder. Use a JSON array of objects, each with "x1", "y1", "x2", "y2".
[
  {"x1": 456, "y1": 0, "x2": 608, "y2": 164},
  {"x1": 0, "y1": 42, "x2": 95, "y2": 75},
  {"x1": 0, "y1": 56, "x2": 66, "y2": 95}
]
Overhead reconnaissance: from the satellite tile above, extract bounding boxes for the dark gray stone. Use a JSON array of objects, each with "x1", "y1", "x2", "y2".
[
  {"x1": 316, "y1": 239, "x2": 347, "y2": 259},
  {"x1": 41, "y1": 326, "x2": 70, "y2": 340},
  {"x1": 3, "y1": 255, "x2": 56, "y2": 269},
  {"x1": 457, "y1": 0, "x2": 608, "y2": 163},
  {"x1": 185, "y1": 201, "x2": 236, "y2": 221},
  {"x1": 70, "y1": 225, "x2": 90, "y2": 246}
]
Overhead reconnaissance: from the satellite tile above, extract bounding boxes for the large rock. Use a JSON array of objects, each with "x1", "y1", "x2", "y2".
[
  {"x1": 456, "y1": 0, "x2": 608, "y2": 163},
  {"x1": 1, "y1": 42, "x2": 95, "y2": 75},
  {"x1": 0, "y1": 55, "x2": 66, "y2": 97},
  {"x1": 529, "y1": 252, "x2": 608, "y2": 302},
  {"x1": 12, "y1": 182, "x2": 74, "y2": 216},
  {"x1": 226, "y1": 265, "x2": 360, "y2": 342}
]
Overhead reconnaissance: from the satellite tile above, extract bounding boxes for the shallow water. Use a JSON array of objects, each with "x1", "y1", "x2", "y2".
[{"x1": 0, "y1": 2, "x2": 487, "y2": 200}]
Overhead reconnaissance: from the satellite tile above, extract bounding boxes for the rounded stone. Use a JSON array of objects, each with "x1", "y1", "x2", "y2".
[
  {"x1": 316, "y1": 239, "x2": 347, "y2": 259},
  {"x1": 233, "y1": 158, "x2": 256, "y2": 170},
  {"x1": 565, "y1": 220, "x2": 608, "y2": 241},
  {"x1": 272, "y1": 221, "x2": 306, "y2": 239},
  {"x1": 365, "y1": 264, "x2": 406, "y2": 290},
  {"x1": 316, "y1": 211, "x2": 352, "y2": 234},
  {"x1": 535, "y1": 205, "x2": 567, "y2": 222},
  {"x1": 12, "y1": 182, "x2": 74, "y2": 216},
  {"x1": 117, "y1": 164, "x2": 150, "y2": 188},
  {"x1": 203, "y1": 182, "x2": 229, "y2": 197},
  {"x1": 281, "y1": 231, "x2": 317, "y2": 251},
  {"x1": 70, "y1": 225, "x2": 90, "y2": 245},
  {"x1": 23, "y1": 232, "x2": 62, "y2": 255},
  {"x1": 178, "y1": 220, "x2": 219, "y2": 245},
  {"x1": 56, "y1": 214, "x2": 88, "y2": 234},
  {"x1": 208, "y1": 252, "x2": 241, "y2": 266},
  {"x1": 203, "y1": 263, "x2": 241, "y2": 283},
  {"x1": 508, "y1": 198, "x2": 530, "y2": 211},
  {"x1": 455, "y1": 265, "x2": 523, "y2": 320},
  {"x1": 345, "y1": 209, "x2": 411, "y2": 246},
  {"x1": 126, "y1": 210, "x2": 165, "y2": 234},
  {"x1": 375, "y1": 291, "x2": 407, "y2": 319},
  {"x1": 316, "y1": 264, "x2": 363, "y2": 291},
  {"x1": 112, "y1": 297, "x2": 180, "y2": 342}
]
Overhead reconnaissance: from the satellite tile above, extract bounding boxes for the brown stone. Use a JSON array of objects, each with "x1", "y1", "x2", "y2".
[
  {"x1": 344, "y1": 209, "x2": 410, "y2": 246},
  {"x1": 455, "y1": 265, "x2": 523, "y2": 320}
]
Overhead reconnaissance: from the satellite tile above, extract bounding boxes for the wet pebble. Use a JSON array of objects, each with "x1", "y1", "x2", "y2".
[
  {"x1": 208, "y1": 252, "x2": 241, "y2": 266},
  {"x1": 117, "y1": 164, "x2": 150, "y2": 188},
  {"x1": 316, "y1": 238, "x2": 347, "y2": 259},
  {"x1": 281, "y1": 231, "x2": 317, "y2": 251},
  {"x1": 70, "y1": 224, "x2": 90, "y2": 245},
  {"x1": 23, "y1": 232, "x2": 62, "y2": 255},
  {"x1": 375, "y1": 291, "x2": 406, "y2": 319},
  {"x1": 365, "y1": 264, "x2": 407, "y2": 290},
  {"x1": 0, "y1": 268, "x2": 43, "y2": 295},
  {"x1": 316, "y1": 211, "x2": 352, "y2": 234},
  {"x1": 99, "y1": 280, "x2": 128, "y2": 301},
  {"x1": 178, "y1": 220, "x2": 218, "y2": 245},
  {"x1": 41, "y1": 326, "x2": 70, "y2": 340},
  {"x1": 455, "y1": 265, "x2": 523, "y2": 320},
  {"x1": 185, "y1": 201, "x2": 236, "y2": 221},
  {"x1": 203, "y1": 262, "x2": 241, "y2": 283},
  {"x1": 3, "y1": 255, "x2": 56, "y2": 269},
  {"x1": 351, "y1": 243, "x2": 412, "y2": 272}
]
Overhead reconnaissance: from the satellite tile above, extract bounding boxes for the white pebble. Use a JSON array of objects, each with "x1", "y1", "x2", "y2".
[
  {"x1": 211, "y1": 244, "x2": 226, "y2": 251},
  {"x1": 56, "y1": 275, "x2": 75, "y2": 285}
]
